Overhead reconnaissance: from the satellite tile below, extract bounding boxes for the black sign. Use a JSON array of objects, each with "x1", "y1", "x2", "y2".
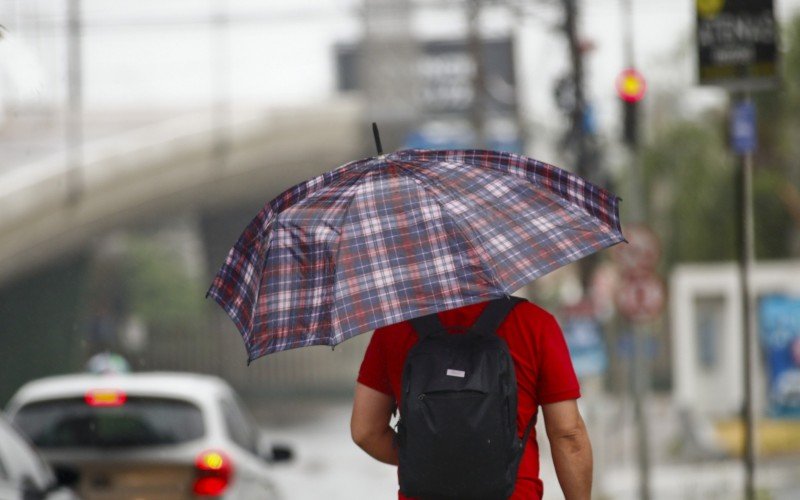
[
  {"x1": 696, "y1": 0, "x2": 778, "y2": 90},
  {"x1": 336, "y1": 38, "x2": 517, "y2": 118}
]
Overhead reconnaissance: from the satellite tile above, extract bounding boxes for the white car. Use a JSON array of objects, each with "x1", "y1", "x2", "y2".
[
  {"x1": 0, "y1": 415, "x2": 79, "y2": 500},
  {"x1": 5, "y1": 372, "x2": 292, "y2": 500}
]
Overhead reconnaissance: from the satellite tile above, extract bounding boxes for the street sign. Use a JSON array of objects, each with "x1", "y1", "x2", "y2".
[
  {"x1": 696, "y1": 0, "x2": 779, "y2": 90},
  {"x1": 759, "y1": 295, "x2": 800, "y2": 418},
  {"x1": 562, "y1": 316, "x2": 608, "y2": 378},
  {"x1": 731, "y1": 101, "x2": 757, "y2": 154},
  {"x1": 336, "y1": 38, "x2": 517, "y2": 118},
  {"x1": 616, "y1": 273, "x2": 666, "y2": 323},
  {"x1": 612, "y1": 224, "x2": 661, "y2": 275}
]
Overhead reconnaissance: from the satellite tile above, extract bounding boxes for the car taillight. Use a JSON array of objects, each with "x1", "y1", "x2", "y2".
[
  {"x1": 84, "y1": 389, "x2": 127, "y2": 407},
  {"x1": 193, "y1": 450, "x2": 232, "y2": 497}
]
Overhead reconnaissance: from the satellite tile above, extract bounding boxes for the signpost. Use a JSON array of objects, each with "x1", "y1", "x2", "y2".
[
  {"x1": 696, "y1": 1, "x2": 779, "y2": 498},
  {"x1": 696, "y1": 0, "x2": 779, "y2": 90},
  {"x1": 612, "y1": 223, "x2": 664, "y2": 500}
]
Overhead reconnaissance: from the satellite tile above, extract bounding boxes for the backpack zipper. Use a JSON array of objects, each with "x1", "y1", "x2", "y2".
[{"x1": 419, "y1": 390, "x2": 486, "y2": 400}]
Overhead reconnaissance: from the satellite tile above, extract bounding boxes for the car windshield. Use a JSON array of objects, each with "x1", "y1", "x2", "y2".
[{"x1": 14, "y1": 396, "x2": 205, "y2": 449}]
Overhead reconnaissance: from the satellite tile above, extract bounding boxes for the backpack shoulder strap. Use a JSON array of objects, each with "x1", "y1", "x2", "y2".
[
  {"x1": 408, "y1": 311, "x2": 446, "y2": 340},
  {"x1": 470, "y1": 296, "x2": 525, "y2": 335}
]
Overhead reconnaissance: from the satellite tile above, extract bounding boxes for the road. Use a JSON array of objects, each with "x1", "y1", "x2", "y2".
[{"x1": 256, "y1": 400, "x2": 800, "y2": 500}]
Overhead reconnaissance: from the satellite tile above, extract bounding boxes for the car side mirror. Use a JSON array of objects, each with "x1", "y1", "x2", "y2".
[
  {"x1": 53, "y1": 466, "x2": 80, "y2": 488},
  {"x1": 257, "y1": 436, "x2": 294, "y2": 464},
  {"x1": 21, "y1": 477, "x2": 45, "y2": 500},
  {"x1": 270, "y1": 444, "x2": 293, "y2": 463}
]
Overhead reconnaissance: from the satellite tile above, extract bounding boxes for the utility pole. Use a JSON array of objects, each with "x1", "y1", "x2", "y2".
[
  {"x1": 562, "y1": 0, "x2": 597, "y2": 293},
  {"x1": 211, "y1": 0, "x2": 231, "y2": 170},
  {"x1": 563, "y1": 0, "x2": 587, "y2": 179},
  {"x1": 209, "y1": 0, "x2": 231, "y2": 380},
  {"x1": 466, "y1": 0, "x2": 487, "y2": 148},
  {"x1": 66, "y1": 0, "x2": 83, "y2": 204},
  {"x1": 619, "y1": 0, "x2": 651, "y2": 499},
  {"x1": 362, "y1": 0, "x2": 420, "y2": 153}
]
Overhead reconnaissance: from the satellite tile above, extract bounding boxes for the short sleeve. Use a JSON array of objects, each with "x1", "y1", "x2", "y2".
[
  {"x1": 357, "y1": 329, "x2": 393, "y2": 396},
  {"x1": 535, "y1": 314, "x2": 581, "y2": 405}
]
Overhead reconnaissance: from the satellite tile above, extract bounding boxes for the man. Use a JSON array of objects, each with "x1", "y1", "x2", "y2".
[{"x1": 351, "y1": 298, "x2": 593, "y2": 500}]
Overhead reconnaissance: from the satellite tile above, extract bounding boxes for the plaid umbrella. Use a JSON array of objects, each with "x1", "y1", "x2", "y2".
[{"x1": 207, "y1": 149, "x2": 625, "y2": 363}]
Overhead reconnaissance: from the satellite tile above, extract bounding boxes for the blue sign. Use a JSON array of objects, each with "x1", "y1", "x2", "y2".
[
  {"x1": 731, "y1": 102, "x2": 757, "y2": 154},
  {"x1": 759, "y1": 295, "x2": 800, "y2": 418},
  {"x1": 615, "y1": 331, "x2": 659, "y2": 360},
  {"x1": 562, "y1": 317, "x2": 608, "y2": 378},
  {"x1": 404, "y1": 127, "x2": 524, "y2": 154}
]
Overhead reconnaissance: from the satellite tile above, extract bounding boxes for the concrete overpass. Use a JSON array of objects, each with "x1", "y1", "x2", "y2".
[
  {"x1": 0, "y1": 97, "x2": 364, "y2": 287},
  {"x1": 0, "y1": 97, "x2": 371, "y2": 404}
]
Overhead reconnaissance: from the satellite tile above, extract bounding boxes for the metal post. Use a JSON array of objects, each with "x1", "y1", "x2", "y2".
[
  {"x1": 362, "y1": 0, "x2": 419, "y2": 153},
  {"x1": 619, "y1": 1, "x2": 651, "y2": 498},
  {"x1": 563, "y1": 0, "x2": 586, "y2": 177},
  {"x1": 632, "y1": 325, "x2": 652, "y2": 500},
  {"x1": 211, "y1": 0, "x2": 230, "y2": 170},
  {"x1": 66, "y1": 0, "x2": 83, "y2": 203},
  {"x1": 563, "y1": 0, "x2": 597, "y2": 293},
  {"x1": 466, "y1": 0, "x2": 486, "y2": 148},
  {"x1": 736, "y1": 91, "x2": 757, "y2": 500}
]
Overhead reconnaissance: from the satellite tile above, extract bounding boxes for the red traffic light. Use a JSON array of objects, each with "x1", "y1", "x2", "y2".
[{"x1": 616, "y1": 68, "x2": 646, "y2": 103}]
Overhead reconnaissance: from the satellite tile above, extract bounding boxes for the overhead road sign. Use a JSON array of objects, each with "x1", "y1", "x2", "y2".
[{"x1": 696, "y1": 0, "x2": 779, "y2": 91}]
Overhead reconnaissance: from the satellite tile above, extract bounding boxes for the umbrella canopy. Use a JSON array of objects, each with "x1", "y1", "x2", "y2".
[{"x1": 207, "y1": 149, "x2": 625, "y2": 362}]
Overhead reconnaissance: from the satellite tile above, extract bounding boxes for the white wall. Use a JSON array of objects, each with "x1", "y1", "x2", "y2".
[{"x1": 671, "y1": 261, "x2": 800, "y2": 417}]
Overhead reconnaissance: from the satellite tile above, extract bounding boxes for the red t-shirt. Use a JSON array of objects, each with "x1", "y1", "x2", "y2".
[{"x1": 357, "y1": 299, "x2": 581, "y2": 500}]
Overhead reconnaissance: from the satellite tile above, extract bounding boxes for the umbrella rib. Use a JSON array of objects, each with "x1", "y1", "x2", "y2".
[
  {"x1": 401, "y1": 149, "x2": 621, "y2": 232},
  {"x1": 391, "y1": 160, "x2": 507, "y2": 295},
  {"x1": 326, "y1": 169, "x2": 386, "y2": 343},
  {"x1": 248, "y1": 161, "x2": 383, "y2": 352}
]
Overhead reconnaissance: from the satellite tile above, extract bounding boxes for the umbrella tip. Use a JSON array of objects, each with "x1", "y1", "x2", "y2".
[{"x1": 372, "y1": 122, "x2": 383, "y2": 155}]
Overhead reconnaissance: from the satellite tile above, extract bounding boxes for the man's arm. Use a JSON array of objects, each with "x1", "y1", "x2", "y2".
[
  {"x1": 542, "y1": 399, "x2": 593, "y2": 500},
  {"x1": 351, "y1": 382, "x2": 399, "y2": 465}
]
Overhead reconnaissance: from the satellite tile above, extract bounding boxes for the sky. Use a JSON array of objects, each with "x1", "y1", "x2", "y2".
[{"x1": 2, "y1": 0, "x2": 800, "y2": 156}]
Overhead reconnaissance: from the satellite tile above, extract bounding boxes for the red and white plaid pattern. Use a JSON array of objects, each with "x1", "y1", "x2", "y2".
[{"x1": 207, "y1": 149, "x2": 625, "y2": 362}]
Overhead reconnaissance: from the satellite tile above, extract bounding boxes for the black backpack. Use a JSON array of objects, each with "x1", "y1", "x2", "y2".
[{"x1": 396, "y1": 296, "x2": 536, "y2": 500}]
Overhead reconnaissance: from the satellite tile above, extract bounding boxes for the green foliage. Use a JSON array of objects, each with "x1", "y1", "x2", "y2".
[
  {"x1": 123, "y1": 237, "x2": 205, "y2": 336},
  {"x1": 753, "y1": 170, "x2": 794, "y2": 259},
  {"x1": 784, "y1": 16, "x2": 800, "y2": 112},
  {"x1": 638, "y1": 14, "x2": 800, "y2": 267},
  {"x1": 641, "y1": 119, "x2": 737, "y2": 266}
]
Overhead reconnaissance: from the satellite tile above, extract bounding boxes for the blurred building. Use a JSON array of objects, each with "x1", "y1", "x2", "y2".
[{"x1": 671, "y1": 262, "x2": 800, "y2": 418}]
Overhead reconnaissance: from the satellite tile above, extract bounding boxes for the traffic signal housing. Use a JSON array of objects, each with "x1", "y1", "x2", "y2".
[{"x1": 616, "y1": 68, "x2": 646, "y2": 148}]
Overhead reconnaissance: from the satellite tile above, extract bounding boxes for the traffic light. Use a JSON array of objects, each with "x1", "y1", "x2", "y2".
[
  {"x1": 616, "y1": 68, "x2": 646, "y2": 148},
  {"x1": 623, "y1": 100, "x2": 638, "y2": 147}
]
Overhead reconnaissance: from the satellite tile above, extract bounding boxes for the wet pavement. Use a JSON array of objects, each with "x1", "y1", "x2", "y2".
[{"x1": 256, "y1": 400, "x2": 800, "y2": 500}]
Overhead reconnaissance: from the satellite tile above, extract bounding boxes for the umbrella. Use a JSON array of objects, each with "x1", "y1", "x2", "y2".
[{"x1": 207, "y1": 148, "x2": 624, "y2": 363}]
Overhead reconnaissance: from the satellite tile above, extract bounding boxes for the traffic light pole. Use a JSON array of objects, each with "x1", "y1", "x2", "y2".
[
  {"x1": 563, "y1": 0, "x2": 588, "y2": 179},
  {"x1": 619, "y1": 1, "x2": 651, "y2": 499},
  {"x1": 563, "y1": 0, "x2": 595, "y2": 293}
]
